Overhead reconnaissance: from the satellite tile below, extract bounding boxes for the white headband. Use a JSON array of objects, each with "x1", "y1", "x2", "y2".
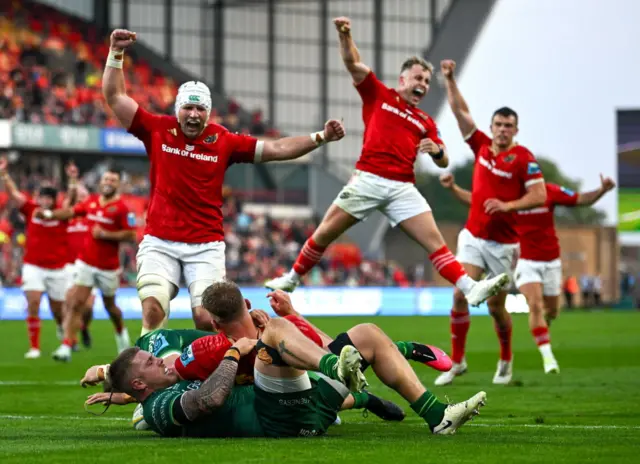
[{"x1": 175, "y1": 81, "x2": 212, "y2": 118}]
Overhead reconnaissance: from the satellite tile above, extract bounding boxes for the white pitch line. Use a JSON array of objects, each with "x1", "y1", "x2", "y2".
[
  {"x1": 0, "y1": 414, "x2": 129, "y2": 421},
  {"x1": 0, "y1": 380, "x2": 79, "y2": 386},
  {"x1": 1, "y1": 414, "x2": 638, "y2": 430}
]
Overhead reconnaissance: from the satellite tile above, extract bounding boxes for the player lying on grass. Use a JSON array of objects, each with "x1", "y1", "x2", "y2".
[
  {"x1": 97, "y1": 315, "x2": 486, "y2": 438},
  {"x1": 439, "y1": 172, "x2": 615, "y2": 374},
  {"x1": 84, "y1": 318, "x2": 406, "y2": 425}
]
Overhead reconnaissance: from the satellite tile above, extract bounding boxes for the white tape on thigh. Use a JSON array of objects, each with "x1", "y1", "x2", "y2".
[
  {"x1": 137, "y1": 274, "x2": 175, "y2": 315},
  {"x1": 188, "y1": 279, "x2": 214, "y2": 309},
  {"x1": 253, "y1": 369, "x2": 312, "y2": 394}
]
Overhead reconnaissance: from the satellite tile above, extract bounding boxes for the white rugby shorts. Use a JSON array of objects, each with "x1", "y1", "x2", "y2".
[
  {"x1": 74, "y1": 260, "x2": 120, "y2": 297},
  {"x1": 332, "y1": 170, "x2": 430, "y2": 227},
  {"x1": 456, "y1": 228, "x2": 519, "y2": 281},
  {"x1": 136, "y1": 234, "x2": 226, "y2": 308},
  {"x1": 514, "y1": 258, "x2": 562, "y2": 296},
  {"x1": 21, "y1": 263, "x2": 69, "y2": 302}
]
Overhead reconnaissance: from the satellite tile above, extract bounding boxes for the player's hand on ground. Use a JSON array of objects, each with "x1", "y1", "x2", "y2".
[
  {"x1": 439, "y1": 173, "x2": 455, "y2": 189},
  {"x1": 324, "y1": 119, "x2": 346, "y2": 142},
  {"x1": 484, "y1": 198, "x2": 512, "y2": 214},
  {"x1": 333, "y1": 17, "x2": 351, "y2": 34},
  {"x1": 267, "y1": 290, "x2": 297, "y2": 317},
  {"x1": 250, "y1": 309, "x2": 270, "y2": 328},
  {"x1": 92, "y1": 226, "x2": 105, "y2": 239},
  {"x1": 418, "y1": 138, "x2": 440, "y2": 156},
  {"x1": 80, "y1": 365, "x2": 103, "y2": 388},
  {"x1": 85, "y1": 392, "x2": 131, "y2": 406},
  {"x1": 65, "y1": 161, "x2": 78, "y2": 180},
  {"x1": 232, "y1": 338, "x2": 258, "y2": 356},
  {"x1": 600, "y1": 174, "x2": 616, "y2": 192},
  {"x1": 440, "y1": 60, "x2": 456, "y2": 79},
  {"x1": 110, "y1": 29, "x2": 137, "y2": 51}
]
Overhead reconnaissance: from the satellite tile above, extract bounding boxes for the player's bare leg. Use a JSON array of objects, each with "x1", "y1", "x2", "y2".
[
  {"x1": 80, "y1": 294, "x2": 95, "y2": 348},
  {"x1": 24, "y1": 291, "x2": 43, "y2": 359},
  {"x1": 265, "y1": 204, "x2": 359, "y2": 292},
  {"x1": 103, "y1": 295, "x2": 130, "y2": 354},
  {"x1": 52, "y1": 285, "x2": 92, "y2": 362},
  {"x1": 487, "y1": 291, "x2": 514, "y2": 384},
  {"x1": 141, "y1": 297, "x2": 166, "y2": 334},
  {"x1": 543, "y1": 295, "x2": 561, "y2": 326},
  {"x1": 435, "y1": 263, "x2": 483, "y2": 386},
  {"x1": 192, "y1": 305, "x2": 215, "y2": 331},
  {"x1": 399, "y1": 212, "x2": 509, "y2": 305},
  {"x1": 258, "y1": 317, "x2": 367, "y2": 391},
  {"x1": 521, "y1": 283, "x2": 558, "y2": 374},
  {"x1": 48, "y1": 296, "x2": 65, "y2": 343},
  {"x1": 347, "y1": 323, "x2": 486, "y2": 434}
]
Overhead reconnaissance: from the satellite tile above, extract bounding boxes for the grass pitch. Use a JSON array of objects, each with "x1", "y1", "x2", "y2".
[
  {"x1": 1, "y1": 311, "x2": 639, "y2": 463},
  {"x1": 618, "y1": 188, "x2": 640, "y2": 231}
]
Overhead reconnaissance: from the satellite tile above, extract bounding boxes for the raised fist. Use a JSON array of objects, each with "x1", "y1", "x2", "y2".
[
  {"x1": 110, "y1": 29, "x2": 137, "y2": 51},
  {"x1": 440, "y1": 60, "x2": 456, "y2": 80},
  {"x1": 333, "y1": 17, "x2": 352, "y2": 34}
]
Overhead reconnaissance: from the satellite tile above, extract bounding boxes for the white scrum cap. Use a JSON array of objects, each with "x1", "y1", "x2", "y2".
[{"x1": 175, "y1": 81, "x2": 212, "y2": 118}]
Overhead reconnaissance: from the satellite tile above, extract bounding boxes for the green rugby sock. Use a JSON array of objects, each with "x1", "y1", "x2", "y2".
[
  {"x1": 319, "y1": 353, "x2": 339, "y2": 380},
  {"x1": 395, "y1": 341, "x2": 414, "y2": 360},
  {"x1": 350, "y1": 391, "x2": 369, "y2": 409},
  {"x1": 411, "y1": 391, "x2": 447, "y2": 429}
]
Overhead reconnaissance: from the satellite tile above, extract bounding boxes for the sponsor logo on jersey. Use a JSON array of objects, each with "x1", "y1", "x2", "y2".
[
  {"x1": 161, "y1": 143, "x2": 219, "y2": 162},
  {"x1": 180, "y1": 345, "x2": 195, "y2": 366},
  {"x1": 257, "y1": 347, "x2": 273, "y2": 365},
  {"x1": 167, "y1": 128, "x2": 177, "y2": 137},
  {"x1": 204, "y1": 134, "x2": 218, "y2": 144},
  {"x1": 381, "y1": 102, "x2": 426, "y2": 133},
  {"x1": 185, "y1": 145, "x2": 194, "y2": 151},
  {"x1": 107, "y1": 206, "x2": 117, "y2": 212},
  {"x1": 527, "y1": 162, "x2": 541, "y2": 175},
  {"x1": 504, "y1": 154, "x2": 515, "y2": 163},
  {"x1": 560, "y1": 186, "x2": 575, "y2": 196},
  {"x1": 479, "y1": 156, "x2": 513, "y2": 179},
  {"x1": 150, "y1": 333, "x2": 169, "y2": 356},
  {"x1": 127, "y1": 212, "x2": 137, "y2": 227},
  {"x1": 517, "y1": 206, "x2": 550, "y2": 215}
]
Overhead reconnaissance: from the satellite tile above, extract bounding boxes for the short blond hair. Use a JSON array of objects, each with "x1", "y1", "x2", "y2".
[{"x1": 400, "y1": 56, "x2": 434, "y2": 74}]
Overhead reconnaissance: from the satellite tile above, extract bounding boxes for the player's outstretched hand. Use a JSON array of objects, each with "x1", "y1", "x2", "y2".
[
  {"x1": 440, "y1": 60, "x2": 456, "y2": 80},
  {"x1": 85, "y1": 392, "x2": 131, "y2": 406},
  {"x1": 250, "y1": 309, "x2": 270, "y2": 328},
  {"x1": 600, "y1": 174, "x2": 616, "y2": 192},
  {"x1": 80, "y1": 365, "x2": 103, "y2": 388},
  {"x1": 333, "y1": 17, "x2": 351, "y2": 34},
  {"x1": 267, "y1": 290, "x2": 297, "y2": 317},
  {"x1": 439, "y1": 173, "x2": 455, "y2": 189},
  {"x1": 418, "y1": 138, "x2": 440, "y2": 156},
  {"x1": 324, "y1": 119, "x2": 346, "y2": 142},
  {"x1": 484, "y1": 198, "x2": 511, "y2": 214},
  {"x1": 110, "y1": 29, "x2": 137, "y2": 51},
  {"x1": 232, "y1": 338, "x2": 258, "y2": 356}
]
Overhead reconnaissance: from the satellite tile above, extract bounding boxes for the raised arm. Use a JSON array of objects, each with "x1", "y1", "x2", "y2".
[
  {"x1": 178, "y1": 338, "x2": 256, "y2": 421},
  {"x1": 260, "y1": 119, "x2": 345, "y2": 163},
  {"x1": 102, "y1": 29, "x2": 140, "y2": 130},
  {"x1": 439, "y1": 173, "x2": 472, "y2": 207},
  {"x1": 441, "y1": 60, "x2": 477, "y2": 138},
  {"x1": 577, "y1": 174, "x2": 616, "y2": 205},
  {"x1": 61, "y1": 162, "x2": 79, "y2": 208},
  {"x1": 333, "y1": 17, "x2": 371, "y2": 85},
  {"x1": 0, "y1": 157, "x2": 26, "y2": 207}
]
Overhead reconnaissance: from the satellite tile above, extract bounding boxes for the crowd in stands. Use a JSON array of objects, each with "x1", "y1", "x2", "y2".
[
  {"x1": 0, "y1": 159, "x2": 426, "y2": 289},
  {"x1": 0, "y1": 1, "x2": 277, "y2": 137}
]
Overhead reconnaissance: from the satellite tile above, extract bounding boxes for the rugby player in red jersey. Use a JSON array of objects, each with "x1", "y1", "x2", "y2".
[
  {"x1": 37, "y1": 168, "x2": 136, "y2": 362},
  {"x1": 0, "y1": 157, "x2": 68, "y2": 359},
  {"x1": 102, "y1": 29, "x2": 346, "y2": 336},
  {"x1": 266, "y1": 17, "x2": 508, "y2": 306},
  {"x1": 439, "y1": 173, "x2": 615, "y2": 373},
  {"x1": 64, "y1": 175, "x2": 97, "y2": 349},
  {"x1": 437, "y1": 59, "x2": 548, "y2": 385}
]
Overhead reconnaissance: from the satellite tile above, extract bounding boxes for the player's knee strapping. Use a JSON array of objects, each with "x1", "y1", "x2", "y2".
[
  {"x1": 328, "y1": 332, "x2": 370, "y2": 371},
  {"x1": 137, "y1": 274, "x2": 176, "y2": 320},
  {"x1": 255, "y1": 340, "x2": 289, "y2": 367}
]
